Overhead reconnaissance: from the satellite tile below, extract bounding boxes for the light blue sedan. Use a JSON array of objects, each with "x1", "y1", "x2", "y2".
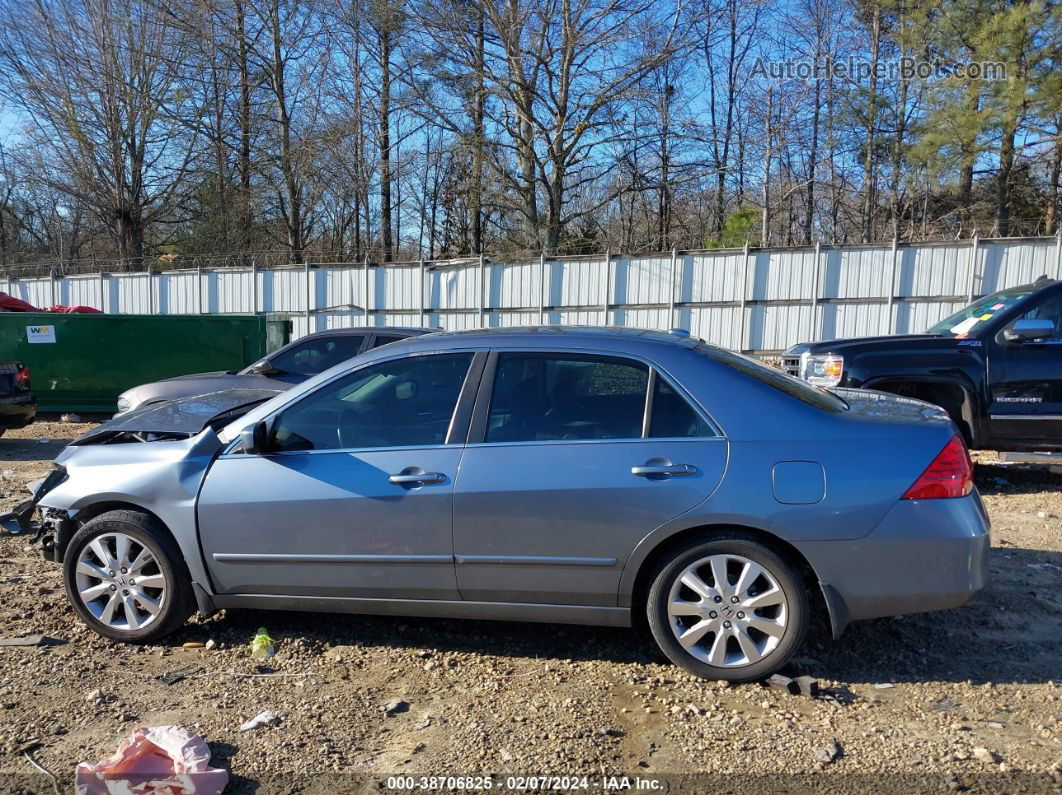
[{"x1": 23, "y1": 327, "x2": 988, "y2": 681}]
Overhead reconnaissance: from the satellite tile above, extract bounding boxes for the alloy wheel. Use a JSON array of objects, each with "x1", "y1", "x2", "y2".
[
  {"x1": 74, "y1": 532, "x2": 168, "y2": 631},
  {"x1": 666, "y1": 553, "x2": 788, "y2": 668}
]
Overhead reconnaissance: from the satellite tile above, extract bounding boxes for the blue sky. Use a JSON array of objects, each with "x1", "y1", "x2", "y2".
[{"x1": 0, "y1": 106, "x2": 24, "y2": 145}]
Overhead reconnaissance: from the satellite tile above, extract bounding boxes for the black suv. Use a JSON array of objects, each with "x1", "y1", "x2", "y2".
[
  {"x1": 0, "y1": 361, "x2": 36, "y2": 437},
  {"x1": 785, "y1": 276, "x2": 1062, "y2": 452}
]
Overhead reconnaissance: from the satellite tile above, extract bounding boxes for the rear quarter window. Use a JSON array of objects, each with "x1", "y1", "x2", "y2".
[{"x1": 694, "y1": 344, "x2": 847, "y2": 413}]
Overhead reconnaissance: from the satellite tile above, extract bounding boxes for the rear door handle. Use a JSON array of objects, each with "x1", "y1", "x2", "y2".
[
  {"x1": 388, "y1": 472, "x2": 446, "y2": 485},
  {"x1": 631, "y1": 464, "x2": 697, "y2": 477}
]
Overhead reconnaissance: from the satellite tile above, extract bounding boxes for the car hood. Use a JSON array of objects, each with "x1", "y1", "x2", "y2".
[
  {"x1": 788, "y1": 334, "x2": 959, "y2": 355},
  {"x1": 161, "y1": 370, "x2": 237, "y2": 382},
  {"x1": 74, "y1": 388, "x2": 283, "y2": 444}
]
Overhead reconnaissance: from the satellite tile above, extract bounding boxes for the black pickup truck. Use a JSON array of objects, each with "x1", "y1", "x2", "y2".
[
  {"x1": 785, "y1": 276, "x2": 1062, "y2": 452},
  {"x1": 0, "y1": 360, "x2": 35, "y2": 438}
]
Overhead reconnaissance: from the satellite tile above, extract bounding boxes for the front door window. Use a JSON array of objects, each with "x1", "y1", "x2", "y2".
[{"x1": 272, "y1": 352, "x2": 474, "y2": 451}]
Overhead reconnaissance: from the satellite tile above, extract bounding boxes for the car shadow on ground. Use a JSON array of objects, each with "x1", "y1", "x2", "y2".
[
  {"x1": 193, "y1": 459, "x2": 1060, "y2": 686},
  {"x1": 974, "y1": 459, "x2": 1062, "y2": 496},
  {"x1": 0, "y1": 414, "x2": 108, "y2": 463},
  {"x1": 0, "y1": 437, "x2": 71, "y2": 463},
  {"x1": 195, "y1": 535, "x2": 1060, "y2": 688}
]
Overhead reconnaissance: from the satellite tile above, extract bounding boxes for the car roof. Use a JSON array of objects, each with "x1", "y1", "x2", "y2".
[
  {"x1": 300, "y1": 326, "x2": 433, "y2": 339},
  {"x1": 996, "y1": 276, "x2": 1058, "y2": 295},
  {"x1": 408, "y1": 325, "x2": 699, "y2": 352}
]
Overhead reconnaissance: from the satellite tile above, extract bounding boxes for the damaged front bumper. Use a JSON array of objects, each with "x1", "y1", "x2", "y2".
[{"x1": 0, "y1": 464, "x2": 75, "y2": 561}]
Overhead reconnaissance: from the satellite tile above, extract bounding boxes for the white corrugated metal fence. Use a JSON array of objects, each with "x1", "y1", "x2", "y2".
[{"x1": 4, "y1": 234, "x2": 1061, "y2": 353}]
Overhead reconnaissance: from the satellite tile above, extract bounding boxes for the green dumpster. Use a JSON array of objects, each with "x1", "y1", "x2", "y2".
[{"x1": 0, "y1": 313, "x2": 291, "y2": 412}]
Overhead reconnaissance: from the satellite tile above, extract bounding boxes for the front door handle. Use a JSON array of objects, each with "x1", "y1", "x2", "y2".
[
  {"x1": 631, "y1": 463, "x2": 697, "y2": 477},
  {"x1": 388, "y1": 471, "x2": 446, "y2": 485}
]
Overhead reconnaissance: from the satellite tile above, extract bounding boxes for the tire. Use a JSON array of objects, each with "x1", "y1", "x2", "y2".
[
  {"x1": 646, "y1": 534, "x2": 808, "y2": 682},
  {"x1": 62, "y1": 510, "x2": 193, "y2": 642}
]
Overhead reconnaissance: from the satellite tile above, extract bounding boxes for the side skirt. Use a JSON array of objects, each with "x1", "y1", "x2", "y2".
[{"x1": 211, "y1": 593, "x2": 632, "y2": 628}]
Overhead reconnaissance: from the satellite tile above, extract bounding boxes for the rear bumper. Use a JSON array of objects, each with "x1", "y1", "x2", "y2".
[
  {"x1": 0, "y1": 393, "x2": 37, "y2": 429},
  {"x1": 794, "y1": 492, "x2": 990, "y2": 636}
]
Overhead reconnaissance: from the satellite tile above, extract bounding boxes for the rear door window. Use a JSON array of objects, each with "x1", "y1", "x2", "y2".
[
  {"x1": 485, "y1": 353, "x2": 649, "y2": 442},
  {"x1": 649, "y1": 376, "x2": 713, "y2": 438}
]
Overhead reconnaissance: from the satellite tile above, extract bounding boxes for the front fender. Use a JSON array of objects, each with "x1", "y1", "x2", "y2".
[{"x1": 39, "y1": 429, "x2": 223, "y2": 590}]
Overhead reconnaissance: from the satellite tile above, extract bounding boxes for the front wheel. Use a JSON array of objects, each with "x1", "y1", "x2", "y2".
[
  {"x1": 646, "y1": 535, "x2": 808, "y2": 681},
  {"x1": 62, "y1": 510, "x2": 193, "y2": 642}
]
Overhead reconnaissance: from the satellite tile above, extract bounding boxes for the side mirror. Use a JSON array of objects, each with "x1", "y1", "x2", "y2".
[
  {"x1": 248, "y1": 360, "x2": 274, "y2": 375},
  {"x1": 239, "y1": 421, "x2": 272, "y2": 454},
  {"x1": 1003, "y1": 318, "x2": 1055, "y2": 343}
]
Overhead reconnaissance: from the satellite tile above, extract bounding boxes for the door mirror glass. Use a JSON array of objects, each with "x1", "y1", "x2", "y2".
[
  {"x1": 248, "y1": 360, "x2": 275, "y2": 375},
  {"x1": 1004, "y1": 318, "x2": 1056, "y2": 343},
  {"x1": 239, "y1": 421, "x2": 271, "y2": 454}
]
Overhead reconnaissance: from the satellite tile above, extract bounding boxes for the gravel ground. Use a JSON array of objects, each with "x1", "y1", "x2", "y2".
[{"x1": 0, "y1": 419, "x2": 1060, "y2": 793}]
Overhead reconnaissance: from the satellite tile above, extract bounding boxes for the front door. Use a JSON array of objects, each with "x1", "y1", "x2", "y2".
[
  {"x1": 198, "y1": 351, "x2": 479, "y2": 598},
  {"x1": 453, "y1": 351, "x2": 727, "y2": 607},
  {"x1": 987, "y1": 292, "x2": 1062, "y2": 448}
]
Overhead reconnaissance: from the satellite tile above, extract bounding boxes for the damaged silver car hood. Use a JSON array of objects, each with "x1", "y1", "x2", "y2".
[{"x1": 74, "y1": 389, "x2": 283, "y2": 445}]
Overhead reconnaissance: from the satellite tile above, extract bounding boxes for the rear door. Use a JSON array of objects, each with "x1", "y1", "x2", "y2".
[
  {"x1": 452, "y1": 350, "x2": 727, "y2": 607},
  {"x1": 987, "y1": 291, "x2": 1062, "y2": 447}
]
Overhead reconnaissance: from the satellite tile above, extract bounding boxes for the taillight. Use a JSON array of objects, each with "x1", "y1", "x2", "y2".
[
  {"x1": 902, "y1": 434, "x2": 973, "y2": 500},
  {"x1": 14, "y1": 365, "x2": 30, "y2": 390}
]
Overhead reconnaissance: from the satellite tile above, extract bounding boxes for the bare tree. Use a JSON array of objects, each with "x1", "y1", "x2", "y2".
[
  {"x1": 0, "y1": 0, "x2": 202, "y2": 267},
  {"x1": 1, "y1": 0, "x2": 1060, "y2": 273},
  {"x1": 699, "y1": 0, "x2": 761, "y2": 240},
  {"x1": 244, "y1": 0, "x2": 325, "y2": 262}
]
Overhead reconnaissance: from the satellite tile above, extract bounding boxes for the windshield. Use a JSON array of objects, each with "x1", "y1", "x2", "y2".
[
  {"x1": 695, "y1": 344, "x2": 848, "y2": 413},
  {"x1": 926, "y1": 288, "x2": 1035, "y2": 337}
]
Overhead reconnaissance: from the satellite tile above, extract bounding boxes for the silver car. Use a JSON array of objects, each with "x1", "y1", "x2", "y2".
[
  {"x1": 22, "y1": 327, "x2": 988, "y2": 681},
  {"x1": 115, "y1": 326, "x2": 430, "y2": 414}
]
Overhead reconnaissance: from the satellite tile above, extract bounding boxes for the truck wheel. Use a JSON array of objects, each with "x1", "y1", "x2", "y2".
[
  {"x1": 646, "y1": 535, "x2": 808, "y2": 682},
  {"x1": 62, "y1": 510, "x2": 193, "y2": 642}
]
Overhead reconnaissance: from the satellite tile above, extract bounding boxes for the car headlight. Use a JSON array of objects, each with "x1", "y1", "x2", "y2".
[
  {"x1": 803, "y1": 354, "x2": 844, "y2": 387},
  {"x1": 115, "y1": 395, "x2": 133, "y2": 414}
]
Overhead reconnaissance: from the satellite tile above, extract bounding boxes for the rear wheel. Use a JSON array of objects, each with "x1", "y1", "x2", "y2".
[
  {"x1": 62, "y1": 510, "x2": 193, "y2": 642},
  {"x1": 646, "y1": 535, "x2": 808, "y2": 681}
]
